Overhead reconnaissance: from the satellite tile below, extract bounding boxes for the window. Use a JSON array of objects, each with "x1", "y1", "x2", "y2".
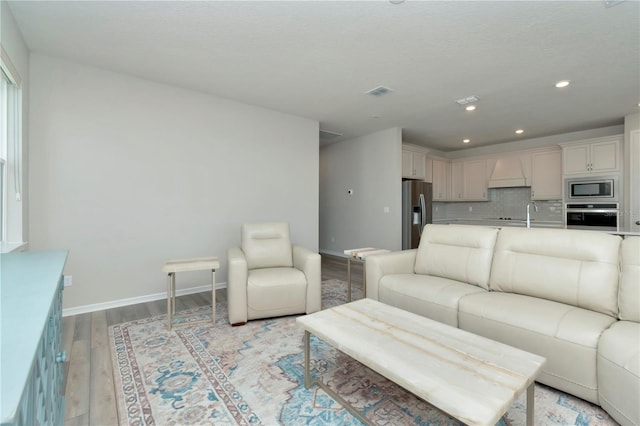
[{"x1": 1, "y1": 47, "x2": 23, "y2": 249}]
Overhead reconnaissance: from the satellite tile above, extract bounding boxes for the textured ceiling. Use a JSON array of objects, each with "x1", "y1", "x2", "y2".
[{"x1": 7, "y1": 0, "x2": 640, "y2": 151}]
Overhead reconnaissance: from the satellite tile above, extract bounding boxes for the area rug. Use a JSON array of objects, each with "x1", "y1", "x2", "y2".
[{"x1": 109, "y1": 279, "x2": 617, "y2": 425}]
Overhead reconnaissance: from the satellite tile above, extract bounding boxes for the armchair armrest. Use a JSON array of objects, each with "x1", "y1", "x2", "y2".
[
  {"x1": 293, "y1": 245, "x2": 321, "y2": 314},
  {"x1": 227, "y1": 247, "x2": 248, "y2": 325},
  {"x1": 365, "y1": 249, "x2": 417, "y2": 300}
]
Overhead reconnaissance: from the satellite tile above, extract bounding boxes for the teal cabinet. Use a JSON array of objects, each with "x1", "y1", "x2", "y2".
[{"x1": 1, "y1": 251, "x2": 68, "y2": 426}]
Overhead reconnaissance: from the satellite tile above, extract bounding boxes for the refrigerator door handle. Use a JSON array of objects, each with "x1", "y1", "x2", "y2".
[{"x1": 419, "y1": 193, "x2": 426, "y2": 236}]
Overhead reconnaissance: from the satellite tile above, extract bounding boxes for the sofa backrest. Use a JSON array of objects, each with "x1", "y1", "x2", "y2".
[
  {"x1": 414, "y1": 224, "x2": 499, "y2": 290},
  {"x1": 619, "y1": 236, "x2": 640, "y2": 322},
  {"x1": 490, "y1": 227, "x2": 622, "y2": 317}
]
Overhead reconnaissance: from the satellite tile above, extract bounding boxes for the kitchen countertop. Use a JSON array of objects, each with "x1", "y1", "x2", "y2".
[
  {"x1": 433, "y1": 218, "x2": 564, "y2": 228},
  {"x1": 432, "y1": 219, "x2": 640, "y2": 236}
]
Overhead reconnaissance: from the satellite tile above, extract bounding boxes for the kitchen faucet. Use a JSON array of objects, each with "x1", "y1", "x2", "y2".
[{"x1": 526, "y1": 201, "x2": 539, "y2": 228}]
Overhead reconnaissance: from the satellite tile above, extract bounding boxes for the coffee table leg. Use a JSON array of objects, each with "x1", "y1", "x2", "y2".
[
  {"x1": 526, "y1": 382, "x2": 534, "y2": 426},
  {"x1": 302, "y1": 330, "x2": 371, "y2": 425},
  {"x1": 304, "y1": 331, "x2": 311, "y2": 388}
]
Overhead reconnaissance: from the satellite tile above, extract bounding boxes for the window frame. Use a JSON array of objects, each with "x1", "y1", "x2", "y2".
[{"x1": 1, "y1": 46, "x2": 24, "y2": 250}]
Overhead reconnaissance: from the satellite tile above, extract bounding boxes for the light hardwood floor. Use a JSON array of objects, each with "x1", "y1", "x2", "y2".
[{"x1": 62, "y1": 254, "x2": 362, "y2": 425}]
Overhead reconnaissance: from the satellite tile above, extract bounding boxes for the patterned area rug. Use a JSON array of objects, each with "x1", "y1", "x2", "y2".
[{"x1": 109, "y1": 279, "x2": 617, "y2": 425}]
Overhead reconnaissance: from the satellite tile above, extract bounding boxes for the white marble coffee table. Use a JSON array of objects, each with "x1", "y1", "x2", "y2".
[{"x1": 297, "y1": 298, "x2": 546, "y2": 426}]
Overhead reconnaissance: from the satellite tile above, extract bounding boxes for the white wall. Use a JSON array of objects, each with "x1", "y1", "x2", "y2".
[
  {"x1": 319, "y1": 127, "x2": 402, "y2": 254},
  {"x1": 29, "y1": 54, "x2": 319, "y2": 310},
  {"x1": 624, "y1": 112, "x2": 640, "y2": 228},
  {"x1": 1, "y1": 2, "x2": 29, "y2": 244}
]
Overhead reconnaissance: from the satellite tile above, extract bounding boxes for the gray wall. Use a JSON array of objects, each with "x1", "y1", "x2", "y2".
[
  {"x1": 29, "y1": 54, "x2": 319, "y2": 311},
  {"x1": 319, "y1": 127, "x2": 402, "y2": 255}
]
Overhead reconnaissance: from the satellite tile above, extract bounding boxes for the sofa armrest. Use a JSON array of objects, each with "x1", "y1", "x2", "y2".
[
  {"x1": 227, "y1": 247, "x2": 248, "y2": 325},
  {"x1": 366, "y1": 249, "x2": 417, "y2": 300},
  {"x1": 293, "y1": 245, "x2": 321, "y2": 314}
]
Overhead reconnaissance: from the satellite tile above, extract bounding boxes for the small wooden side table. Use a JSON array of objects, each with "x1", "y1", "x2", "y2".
[
  {"x1": 162, "y1": 256, "x2": 220, "y2": 330},
  {"x1": 343, "y1": 248, "x2": 390, "y2": 302}
]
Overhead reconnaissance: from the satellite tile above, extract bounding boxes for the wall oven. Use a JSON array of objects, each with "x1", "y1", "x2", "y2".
[{"x1": 565, "y1": 203, "x2": 619, "y2": 231}]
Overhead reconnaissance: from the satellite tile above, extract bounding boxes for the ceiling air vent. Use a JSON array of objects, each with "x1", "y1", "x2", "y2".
[
  {"x1": 455, "y1": 95, "x2": 479, "y2": 105},
  {"x1": 365, "y1": 86, "x2": 393, "y2": 97},
  {"x1": 319, "y1": 129, "x2": 343, "y2": 141}
]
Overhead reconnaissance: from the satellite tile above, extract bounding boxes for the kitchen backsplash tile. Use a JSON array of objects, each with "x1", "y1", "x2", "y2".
[{"x1": 433, "y1": 187, "x2": 563, "y2": 222}]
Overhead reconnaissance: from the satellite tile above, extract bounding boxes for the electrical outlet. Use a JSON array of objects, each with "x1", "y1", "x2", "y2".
[
  {"x1": 469, "y1": 206, "x2": 473, "y2": 212},
  {"x1": 384, "y1": 206, "x2": 390, "y2": 213},
  {"x1": 64, "y1": 275, "x2": 72, "y2": 287}
]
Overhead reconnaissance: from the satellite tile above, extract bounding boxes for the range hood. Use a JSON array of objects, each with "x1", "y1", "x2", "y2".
[{"x1": 488, "y1": 157, "x2": 529, "y2": 188}]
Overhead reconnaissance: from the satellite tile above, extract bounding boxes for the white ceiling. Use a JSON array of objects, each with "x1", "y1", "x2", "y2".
[{"x1": 7, "y1": 0, "x2": 640, "y2": 151}]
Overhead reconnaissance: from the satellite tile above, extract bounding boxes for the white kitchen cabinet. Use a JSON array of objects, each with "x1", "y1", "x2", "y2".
[
  {"x1": 449, "y1": 162, "x2": 463, "y2": 200},
  {"x1": 462, "y1": 159, "x2": 488, "y2": 200},
  {"x1": 531, "y1": 149, "x2": 562, "y2": 200},
  {"x1": 449, "y1": 160, "x2": 487, "y2": 201},
  {"x1": 402, "y1": 149, "x2": 426, "y2": 180},
  {"x1": 432, "y1": 158, "x2": 487, "y2": 201},
  {"x1": 431, "y1": 158, "x2": 450, "y2": 201},
  {"x1": 561, "y1": 136, "x2": 621, "y2": 175}
]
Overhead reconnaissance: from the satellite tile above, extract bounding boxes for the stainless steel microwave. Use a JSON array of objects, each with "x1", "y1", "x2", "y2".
[{"x1": 565, "y1": 176, "x2": 617, "y2": 201}]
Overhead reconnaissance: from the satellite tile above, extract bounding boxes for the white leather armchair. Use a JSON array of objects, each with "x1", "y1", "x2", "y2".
[{"x1": 227, "y1": 222, "x2": 321, "y2": 326}]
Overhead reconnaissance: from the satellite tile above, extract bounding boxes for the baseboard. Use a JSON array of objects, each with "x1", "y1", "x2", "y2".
[{"x1": 62, "y1": 282, "x2": 228, "y2": 317}]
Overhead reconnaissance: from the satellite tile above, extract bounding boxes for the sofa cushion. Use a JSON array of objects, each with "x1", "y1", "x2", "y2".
[
  {"x1": 414, "y1": 224, "x2": 499, "y2": 290},
  {"x1": 242, "y1": 222, "x2": 293, "y2": 269},
  {"x1": 489, "y1": 227, "x2": 621, "y2": 317},
  {"x1": 459, "y1": 292, "x2": 616, "y2": 404},
  {"x1": 247, "y1": 267, "x2": 306, "y2": 319},
  {"x1": 597, "y1": 321, "x2": 640, "y2": 426},
  {"x1": 619, "y1": 236, "x2": 640, "y2": 322},
  {"x1": 379, "y1": 274, "x2": 486, "y2": 327}
]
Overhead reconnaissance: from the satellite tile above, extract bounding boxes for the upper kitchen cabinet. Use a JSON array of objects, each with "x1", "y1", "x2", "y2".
[
  {"x1": 402, "y1": 148, "x2": 426, "y2": 180},
  {"x1": 560, "y1": 136, "x2": 622, "y2": 175},
  {"x1": 530, "y1": 149, "x2": 562, "y2": 200},
  {"x1": 450, "y1": 159, "x2": 488, "y2": 201},
  {"x1": 433, "y1": 158, "x2": 487, "y2": 201},
  {"x1": 430, "y1": 157, "x2": 450, "y2": 201}
]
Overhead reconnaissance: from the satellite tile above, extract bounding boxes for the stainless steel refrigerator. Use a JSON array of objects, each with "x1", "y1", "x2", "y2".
[{"x1": 402, "y1": 180, "x2": 433, "y2": 249}]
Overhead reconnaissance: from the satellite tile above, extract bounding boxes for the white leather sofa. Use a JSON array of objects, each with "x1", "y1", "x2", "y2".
[{"x1": 366, "y1": 224, "x2": 639, "y2": 425}]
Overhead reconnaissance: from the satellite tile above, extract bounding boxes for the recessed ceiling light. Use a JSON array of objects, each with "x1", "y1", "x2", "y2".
[
  {"x1": 463, "y1": 139, "x2": 471, "y2": 144},
  {"x1": 465, "y1": 105, "x2": 476, "y2": 111},
  {"x1": 515, "y1": 129, "x2": 524, "y2": 134},
  {"x1": 555, "y1": 80, "x2": 571, "y2": 88}
]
